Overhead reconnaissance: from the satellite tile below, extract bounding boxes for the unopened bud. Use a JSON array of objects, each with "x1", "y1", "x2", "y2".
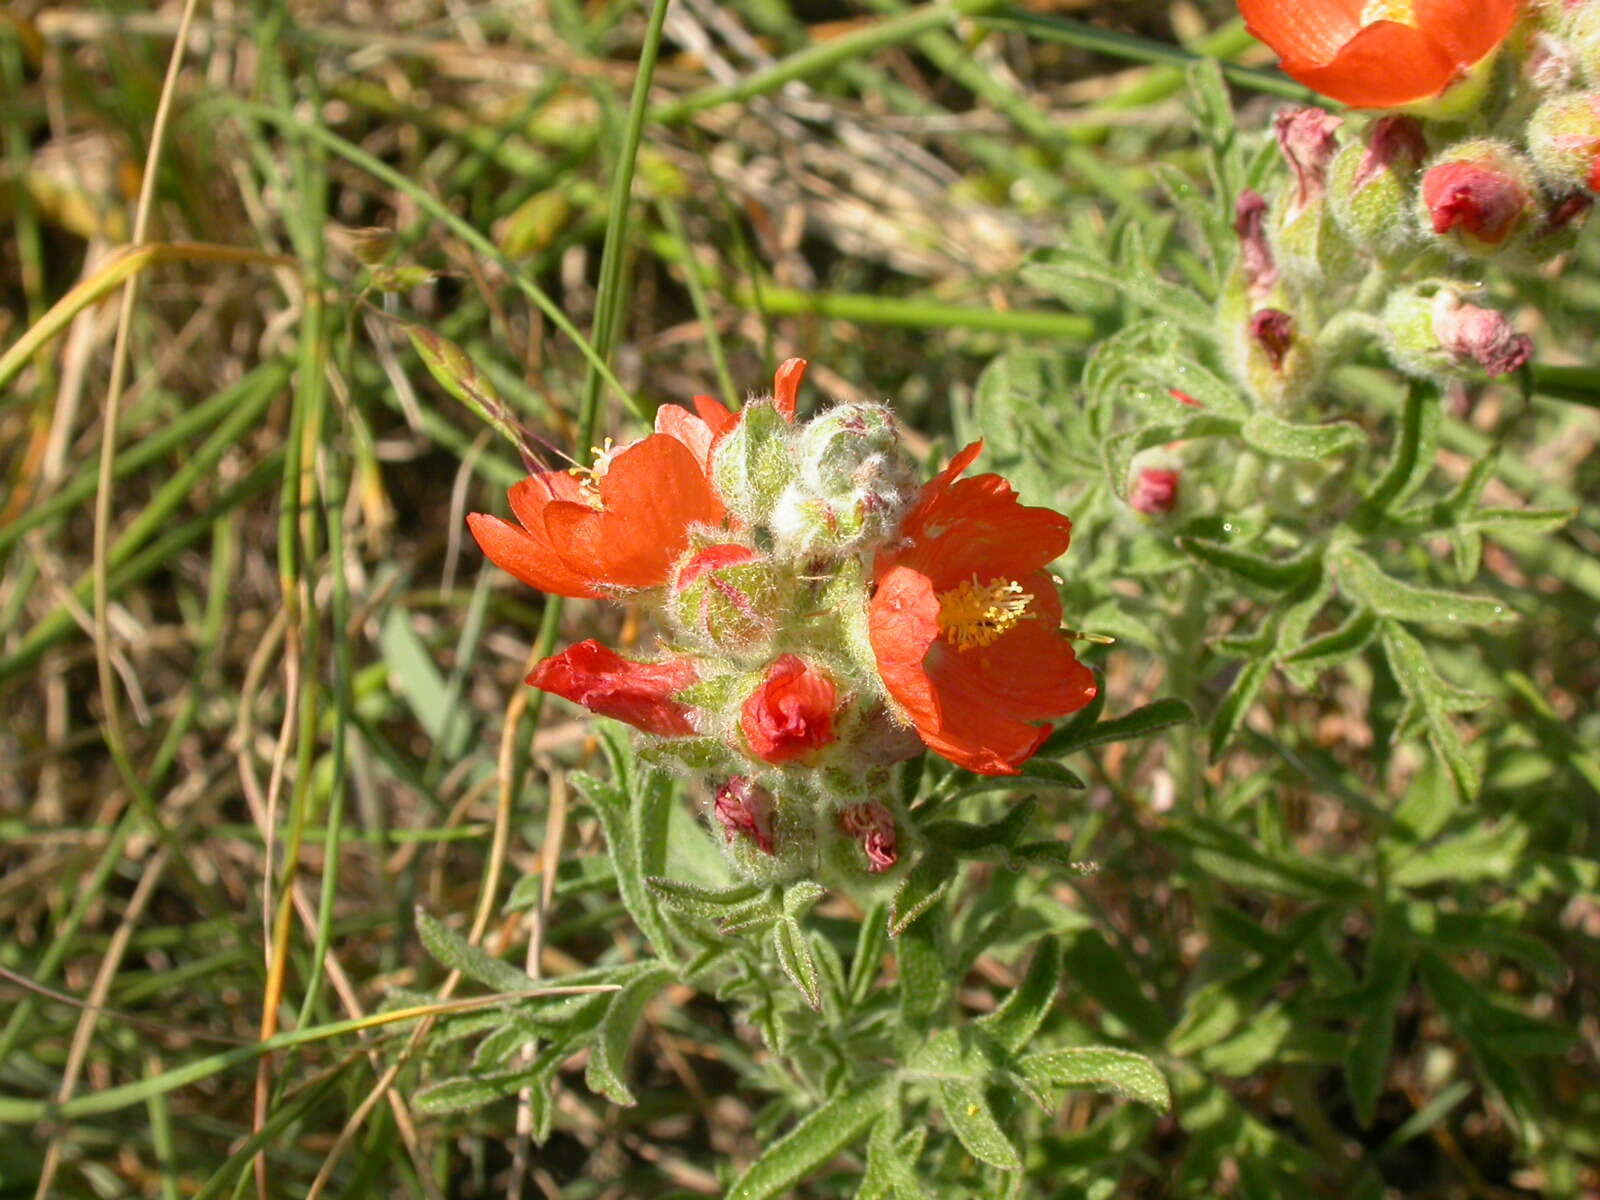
[
  {"x1": 772, "y1": 404, "x2": 915, "y2": 554},
  {"x1": 1128, "y1": 467, "x2": 1180, "y2": 516},
  {"x1": 1384, "y1": 287, "x2": 1533, "y2": 379},
  {"x1": 669, "y1": 542, "x2": 784, "y2": 652},
  {"x1": 1327, "y1": 116, "x2": 1427, "y2": 258},
  {"x1": 710, "y1": 400, "x2": 797, "y2": 526},
  {"x1": 1527, "y1": 90, "x2": 1600, "y2": 191},
  {"x1": 1562, "y1": 2, "x2": 1600, "y2": 85},
  {"x1": 1523, "y1": 30, "x2": 1578, "y2": 91},
  {"x1": 836, "y1": 802, "x2": 898, "y2": 874},
  {"x1": 714, "y1": 776, "x2": 775, "y2": 853},
  {"x1": 1418, "y1": 140, "x2": 1537, "y2": 255},
  {"x1": 1274, "y1": 107, "x2": 1343, "y2": 221}
]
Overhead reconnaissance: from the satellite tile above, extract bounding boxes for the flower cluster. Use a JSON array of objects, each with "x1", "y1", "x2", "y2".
[
  {"x1": 469, "y1": 361, "x2": 1097, "y2": 885},
  {"x1": 1217, "y1": 0, "x2": 1600, "y2": 417}
]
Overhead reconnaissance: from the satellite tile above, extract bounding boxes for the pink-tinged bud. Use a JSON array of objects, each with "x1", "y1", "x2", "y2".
[
  {"x1": 1327, "y1": 116, "x2": 1427, "y2": 257},
  {"x1": 1169, "y1": 388, "x2": 1201, "y2": 408},
  {"x1": 739, "y1": 654, "x2": 838, "y2": 764},
  {"x1": 1418, "y1": 141, "x2": 1536, "y2": 254},
  {"x1": 1274, "y1": 107, "x2": 1343, "y2": 219},
  {"x1": 1249, "y1": 309, "x2": 1295, "y2": 373},
  {"x1": 529, "y1": 640, "x2": 700, "y2": 737},
  {"x1": 1527, "y1": 91, "x2": 1600, "y2": 192},
  {"x1": 1432, "y1": 294, "x2": 1534, "y2": 377},
  {"x1": 838, "y1": 803, "x2": 897, "y2": 873},
  {"x1": 1129, "y1": 468, "x2": 1180, "y2": 516},
  {"x1": 1384, "y1": 286, "x2": 1533, "y2": 380},
  {"x1": 714, "y1": 777, "x2": 774, "y2": 853},
  {"x1": 1351, "y1": 117, "x2": 1428, "y2": 193},
  {"x1": 1524, "y1": 32, "x2": 1577, "y2": 91},
  {"x1": 1233, "y1": 189, "x2": 1278, "y2": 297},
  {"x1": 669, "y1": 541, "x2": 782, "y2": 651}
]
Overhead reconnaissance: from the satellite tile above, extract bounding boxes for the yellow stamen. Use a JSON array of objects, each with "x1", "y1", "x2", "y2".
[
  {"x1": 1360, "y1": 0, "x2": 1416, "y2": 26},
  {"x1": 566, "y1": 438, "x2": 618, "y2": 499},
  {"x1": 936, "y1": 576, "x2": 1033, "y2": 652}
]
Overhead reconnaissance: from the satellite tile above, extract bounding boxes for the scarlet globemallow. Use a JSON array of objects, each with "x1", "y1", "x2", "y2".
[
  {"x1": 467, "y1": 432, "x2": 724, "y2": 597},
  {"x1": 868, "y1": 443, "x2": 1097, "y2": 776},
  {"x1": 1238, "y1": 0, "x2": 1520, "y2": 110},
  {"x1": 739, "y1": 654, "x2": 839, "y2": 764},
  {"x1": 528, "y1": 640, "x2": 700, "y2": 736}
]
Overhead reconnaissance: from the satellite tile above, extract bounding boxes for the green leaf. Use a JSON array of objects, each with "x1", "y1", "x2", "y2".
[
  {"x1": 646, "y1": 877, "x2": 761, "y2": 922},
  {"x1": 1388, "y1": 755, "x2": 1457, "y2": 844},
  {"x1": 1164, "y1": 816, "x2": 1363, "y2": 901},
  {"x1": 413, "y1": 1070, "x2": 528, "y2": 1115},
  {"x1": 889, "y1": 852, "x2": 957, "y2": 936},
  {"x1": 1024, "y1": 243, "x2": 1214, "y2": 332},
  {"x1": 1208, "y1": 656, "x2": 1274, "y2": 760},
  {"x1": 1389, "y1": 820, "x2": 1530, "y2": 889},
  {"x1": 936, "y1": 1080, "x2": 1021, "y2": 1170},
  {"x1": 1103, "y1": 414, "x2": 1242, "y2": 498},
  {"x1": 1337, "y1": 548, "x2": 1513, "y2": 626},
  {"x1": 1282, "y1": 607, "x2": 1378, "y2": 688},
  {"x1": 1060, "y1": 930, "x2": 1168, "y2": 1044},
  {"x1": 584, "y1": 965, "x2": 674, "y2": 1106},
  {"x1": 378, "y1": 609, "x2": 473, "y2": 758},
  {"x1": 977, "y1": 937, "x2": 1061, "y2": 1054},
  {"x1": 1179, "y1": 537, "x2": 1321, "y2": 595},
  {"x1": 1042, "y1": 697, "x2": 1196, "y2": 757},
  {"x1": 773, "y1": 917, "x2": 823, "y2": 1011},
  {"x1": 848, "y1": 902, "x2": 889, "y2": 1005},
  {"x1": 726, "y1": 1081, "x2": 891, "y2": 1200},
  {"x1": 1380, "y1": 623, "x2": 1485, "y2": 799},
  {"x1": 1345, "y1": 914, "x2": 1413, "y2": 1128},
  {"x1": 923, "y1": 796, "x2": 1040, "y2": 860},
  {"x1": 1240, "y1": 412, "x2": 1364, "y2": 460},
  {"x1": 858, "y1": 1116, "x2": 926, "y2": 1200},
  {"x1": 573, "y1": 760, "x2": 678, "y2": 959},
  {"x1": 415, "y1": 908, "x2": 534, "y2": 994},
  {"x1": 1017, "y1": 1047, "x2": 1171, "y2": 1111}
]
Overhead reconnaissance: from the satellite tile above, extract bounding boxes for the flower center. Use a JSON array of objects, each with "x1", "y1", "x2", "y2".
[
  {"x1": 936, "y1": 576, "x2": 1033, "y2": 652},
  {"x1": 1360, "y1": 0, "x2": 1417, "y2": 26}
]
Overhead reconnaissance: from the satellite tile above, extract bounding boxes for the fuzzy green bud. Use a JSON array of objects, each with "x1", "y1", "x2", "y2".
[
  {"x1": 712, "y1": 777, "x2": 816, "y2": 885},
  {"x1": 1219, "y1": 273, "x2": 1319, "y2": 412},
  {"x1": 1327, "y1": 116, "x2": 1428, "y2": 259},
  {"x1": 1527, "y1": 90, "x2": 1600, "y2": 191},
  {"x1": 1562, "y1": 1, "x2": 1600, "y2": 84},
  {"x1": 710, "y1": 400, "x2": 796, "y2": 526},
  {"x1": 668, "y1": 542, "x2": 785, "y2": 654},
  {"x1": 771, "y1": 404, "x2": 915, "y2": 554}
]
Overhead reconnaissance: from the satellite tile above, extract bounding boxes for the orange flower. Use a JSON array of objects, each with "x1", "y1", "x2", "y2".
[
  {"x1": 868, "y1": 443, "x2": 1097, "y2": 776},
  {"x1": 739, "y1": 653, "x2": 838, "y2": 764},
  {"x1": 467, "y1": 432, "x2": 724, "y2": 598},
  {"x1": 529, "y1": 639, "x2": 700, "y2": 736},
  {"x1": 1239, "y1": 0, "x2": 1521, "y2": 110}
]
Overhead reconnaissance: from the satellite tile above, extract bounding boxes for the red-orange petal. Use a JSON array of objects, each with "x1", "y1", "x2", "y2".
[
  {"x1": 773, "y1": 358, "x2": 807, "y2": 422},
  {"x1": 866, "y1": 563, "x2": 943, "y2": 729},
  {"x1": 466, "y1": 512, "x2": 600, "y2": 598},
  {"x1": 529, "y1": 640, "x2": 700, "y2": 736},
  {"x1": 1282, "y1": 20, "x2": 1458, "y2": 107},
  {"x1": 542, "y1": 434, "x2": 725, "y2": 590},
  {"x1": 1238, "y1": 0, "x2": 1363, "y2": 67},
  {"x1": 654, "y1": 403, "x2": 717, "y2": 474},
  {"x1": 507, "y1": 470, "x2": 588, "y2": 533},
  {"x1": 1414, "y1": 0, "x2": 1519, "y2": 68}
]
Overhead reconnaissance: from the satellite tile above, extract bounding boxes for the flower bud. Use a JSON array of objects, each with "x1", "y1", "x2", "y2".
[
  {"x1": 1516, "y1": 189, "x2": 1594, "y2": 263},
  {"x1": 1383, "y1": 287, "x2": 1533, "y2": 379},
  {"x1": 836, "y1": 802, "x2": 898, "y2": 874},
  {"x1": 1219, "y1": 278, "x2": 1318, "y2": 411},
  {"x1": 1522, "y1": 30, "x2": 1578, "y2": 91},
  {"x1": 669, "y1": 541, "x2": 784, "y2": 652},
  {"x1": 1417, "y1": 140, "x2": 1537, "y2": 255},
  {"x1": 1327, "y1": 116, "x2": 1427, "y2": 258},
  {"x1": 1562, "y1": 1, "x2": 1600, "y2": 84},
  {"x1": 771, "y1": 404, "x2": 915, "y2": 554},
  {"x1": 1527, "y1": 90, "x2": 1600, "y2": 191},
  {"x1": 710, "y1": 400, "x2": 797, "y2": 526},
  {"x1": 1275, "y1": 107, "x2": 1343, "y2": 220},
  {"x1": 1128, "y1": 467, "x2": 1180, "y2": 516},
  {"x1": 711, "y1": 777, "x2": 816, "y2": 885},
  {"x1": 739, "y1": 654, "x2": 839, "y2": 765},
  {"x1": 714, "y1": 776, "x2": 775, "y2": 853}
]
